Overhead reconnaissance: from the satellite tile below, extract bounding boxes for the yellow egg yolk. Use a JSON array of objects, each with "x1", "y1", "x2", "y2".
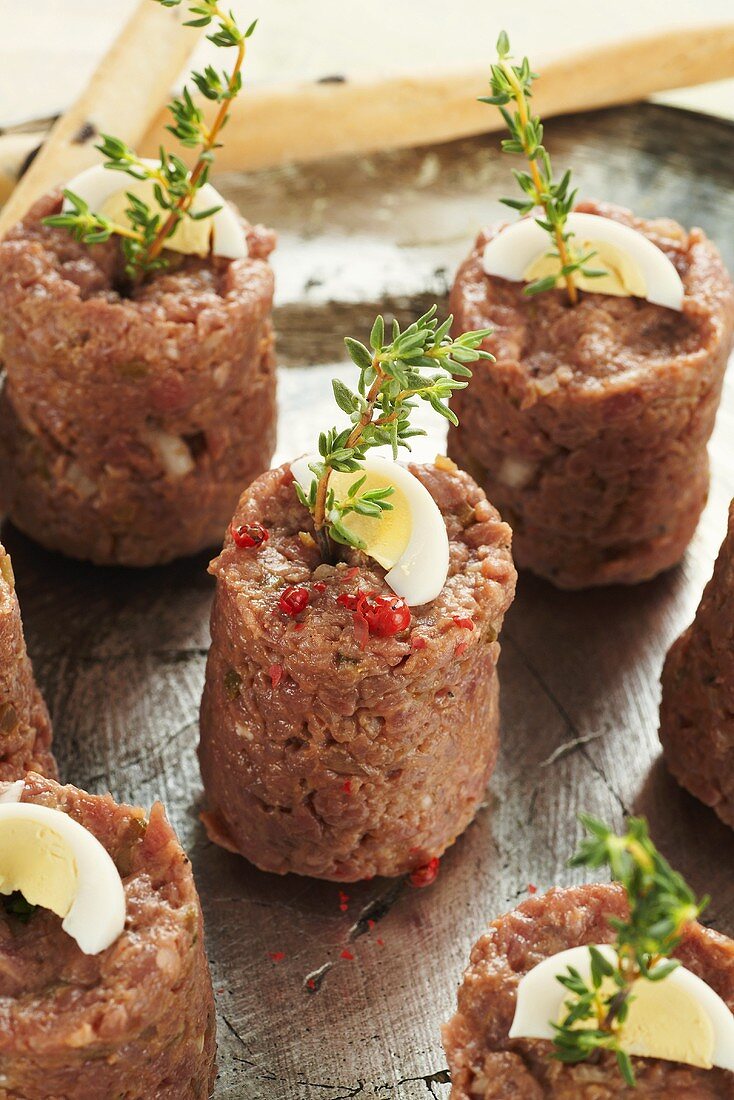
[
  {"x1": 0, "y1": 819, "x2": 78, "y2": 918},
  {"x1": 99, "y1": 179, "x2": 213, "y2": 257},
  {"x1": 328, "y1": 468, "x2": 411, "y2": 570},
  {"x1": 524, "y1": 238, "x2": 647, "y2": 299},
  {"x1": 561, "y1": 973, "x2": 715, "y2": 1069}
]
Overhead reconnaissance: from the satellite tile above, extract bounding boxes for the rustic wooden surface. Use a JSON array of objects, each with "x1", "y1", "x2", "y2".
[{"x1": 2, "y1": 102, "x2": 734, "y2": 1098}]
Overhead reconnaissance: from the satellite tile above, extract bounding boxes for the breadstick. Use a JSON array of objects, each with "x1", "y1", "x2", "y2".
[
  {"x1": 134, "y1": 22, "x2": 734, "y2": 171},
  {"x1": 0, "y1": 1, "x2": 202, "y2": 237},
  {"x1": 0, "y1": 133, "x2": 39, "y2": 208},
  {"x1": 1, "y1": 22, "x2": 732, "y2": 190}
]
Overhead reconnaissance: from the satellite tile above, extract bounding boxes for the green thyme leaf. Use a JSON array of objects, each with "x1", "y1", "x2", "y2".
[
  {"x1": 332, "y1": 379, "x2": 361, "y2": 415},
  {"x1": 2, "y1": 891, "x2": 36, "y2": 923},
  {"x1": 344, "y1": 338, "x2": 374, "y2": 372}
]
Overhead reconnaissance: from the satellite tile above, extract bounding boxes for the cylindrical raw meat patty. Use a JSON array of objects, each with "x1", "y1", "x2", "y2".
[
  {"x1": 443, "y1": 883, "x2": 734, "y2": 1098},
  {"x1": 0, "y1": 772, "x2": 215, "y2": 1100},
  {"x1": 0, "y1": 544, "x2": 55, "y2": 781},
  {"x1": 199, "y1": 458, "x2": 516, "y2": 881},
  {"x1": 448, "y1": 200, "x2": 734, "y2": 589},
  {"x1": 0, "y1": 190, "x2": 276, "y2": 567},
  {"x1": 660, "y1": 499, "x2": 734, "y2": 828}
]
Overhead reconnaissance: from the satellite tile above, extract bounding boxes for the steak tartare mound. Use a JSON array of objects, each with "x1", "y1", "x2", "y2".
[
  {"x1": 0, "y1": 772, "x2": 215, "y2": 1099},
  {"x1": 443, "y1": 883, "x2": 734, "y2": 1098},
  {"x1": 0, "y1": 544, "x2": 55, "y2": 780},
  {"x1": 199, "y1": 458, "x2": 516, "y2": 881},
  {"x1": 448, "y1": 200, "x2": 734, "y2": 589},
  {"x1": 0, "y1": 191, "x2": 276, "y2": 567},
  {"x1": 660, "y1": 499, "x2": 734, "y2": 828}
]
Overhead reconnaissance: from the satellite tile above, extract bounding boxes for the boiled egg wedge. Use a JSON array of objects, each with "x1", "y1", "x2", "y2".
[
  {"x1": 62, "y1": 162, "x2": 246, "y2": 259},
  {"x1": 509, "y1": 944, "x2": 734, "y2": 1071},
  {"x1": 0, "y1": 798, "x2": 126, "y2": 955},
  {"x1": 290, "y1": 453, "x2": 449, "y2": 606},
  {"x1": 482, "y1": 212, "x2": 684, "y2": 311}
]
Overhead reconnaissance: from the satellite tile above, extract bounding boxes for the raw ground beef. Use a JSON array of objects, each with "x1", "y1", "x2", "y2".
[
  {"x1": 443, "y1": 883, "x2": 734, "y2": 1098},
  {"x1": 448, "y1": 200, "x2": 734, "y2": 589},
  {"x1": 0, "y1": 190, "x2": 276, "y2": 566},
  {"x1": 660, "y1": 498, "x2": 734, "y2": 828},
  {"x1": 0, "y1": 772, "x2": 215, "y2": 1100},
  {"x1": 199, "y1": 457, "x2": 516, "y2": 881},
  {"x1": 0, "y1": 544, "x2": 55, "y2": 781}
]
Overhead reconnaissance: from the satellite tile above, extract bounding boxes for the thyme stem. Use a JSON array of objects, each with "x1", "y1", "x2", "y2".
[
  {"x1": 146, "y1": 12, "x2": 246, "y2": 264},
  {"x1": 498, "y1": 60, "x2": 577, "y2": 305},
  {"x1": 552, "y1": 815, "x2": 709, "y2": 1085},
  {"x1": 481, "y1": 32, "x2": 607, "y2": 304},
  {"x1": 313, "y1": 361, "x2": 386, "y2": 531}
]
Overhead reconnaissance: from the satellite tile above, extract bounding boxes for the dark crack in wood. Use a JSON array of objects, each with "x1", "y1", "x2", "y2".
[
  {"x1": 540, "y1": 732, "x2": 604, "y2": 768},
  {"x1": 348, "y1": 879, "x2": 405, "y2": 941},
  {"x1": 273, "y1": 295, "x2": 444, "y2": 369}
]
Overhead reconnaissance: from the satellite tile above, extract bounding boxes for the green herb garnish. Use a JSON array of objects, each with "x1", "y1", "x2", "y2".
[
  {"x1": 295, "y1": 307, "x2": 493, "y2": 553},
  {"x1": 43, "y1": 0, "x2": 255, "y2": 278},
  {"x1": 1, "y1": 891, "x2": 37, "y2": 923},
  {"x1": 552, "y1": 814, "x2": 708, "y2": 1085},
  {"x1": 480, "y1": 31, "x2": 606, "y2": 304}
]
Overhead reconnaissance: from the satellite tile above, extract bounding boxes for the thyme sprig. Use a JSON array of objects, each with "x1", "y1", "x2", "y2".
[
  {"x1": 295, "y1": 307, "x2": 493, "y2": 552},
  {"x1": 553, "y1": 814, "x2": 708, "y2": 1085},
  {"x1": 1, "y1": 891, "x2": 36, "y2": 923},
  {"x1": 480, "y1": 32, "x2": 605, "y2": 304},
  {"x1": 43, "y1": 0, "x2": 255, "y2": 278}
]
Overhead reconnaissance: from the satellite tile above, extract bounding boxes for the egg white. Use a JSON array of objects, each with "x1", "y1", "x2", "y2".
[
  {"x1": 482, "y1": 212, "x2": 684, "y2": 311},
  {"x1": 62, "y1": 162, "x2": 246, "y2": 259},
  {"x1": 0, "y1": 802, "x2": 126, "y2": 955},
  {"x1": 290, "y1": 453, "x2": 449, "y2": 606},
  {"x1": 509, "y1": 943, "x2": 734, "y2": 1070}
]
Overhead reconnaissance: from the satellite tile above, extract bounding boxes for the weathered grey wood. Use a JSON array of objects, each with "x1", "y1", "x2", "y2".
[{"x1": 2, "y1": 103, "x2": 733, "y2": 1098}]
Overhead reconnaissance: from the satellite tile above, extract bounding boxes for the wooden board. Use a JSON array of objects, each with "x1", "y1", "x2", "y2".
[{"x1": 2, "y1": 102, "x2": 734, "y2": 1099}]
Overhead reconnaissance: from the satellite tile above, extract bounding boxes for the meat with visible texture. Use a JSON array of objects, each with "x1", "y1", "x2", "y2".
[
  {"x1": 0, "y1": 543, "x2": 55, "y2": 781},
  {"x1": 199, "y1": 458, "x2": 516, "y2": 881},
  {"x1": 0, "y1": 772, "x2": 215, "y2": 1100},
  {"x1": 0, "y1": 190, "x2": 276, "y2": 566},
  {"x1": 448, "y1": 201, "x2": 734, "y2": 588},
  {"x1": 443, "y1": 883, "x2": 734, "y2": 1098},
  {"x1": 660, "y1": 499, "x2": 734, "y2": 828}
]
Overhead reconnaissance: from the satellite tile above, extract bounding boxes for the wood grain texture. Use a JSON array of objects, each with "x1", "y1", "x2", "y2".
[{"x1": 1, "y1": 103, "x2": 733, "y2": 1098}]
